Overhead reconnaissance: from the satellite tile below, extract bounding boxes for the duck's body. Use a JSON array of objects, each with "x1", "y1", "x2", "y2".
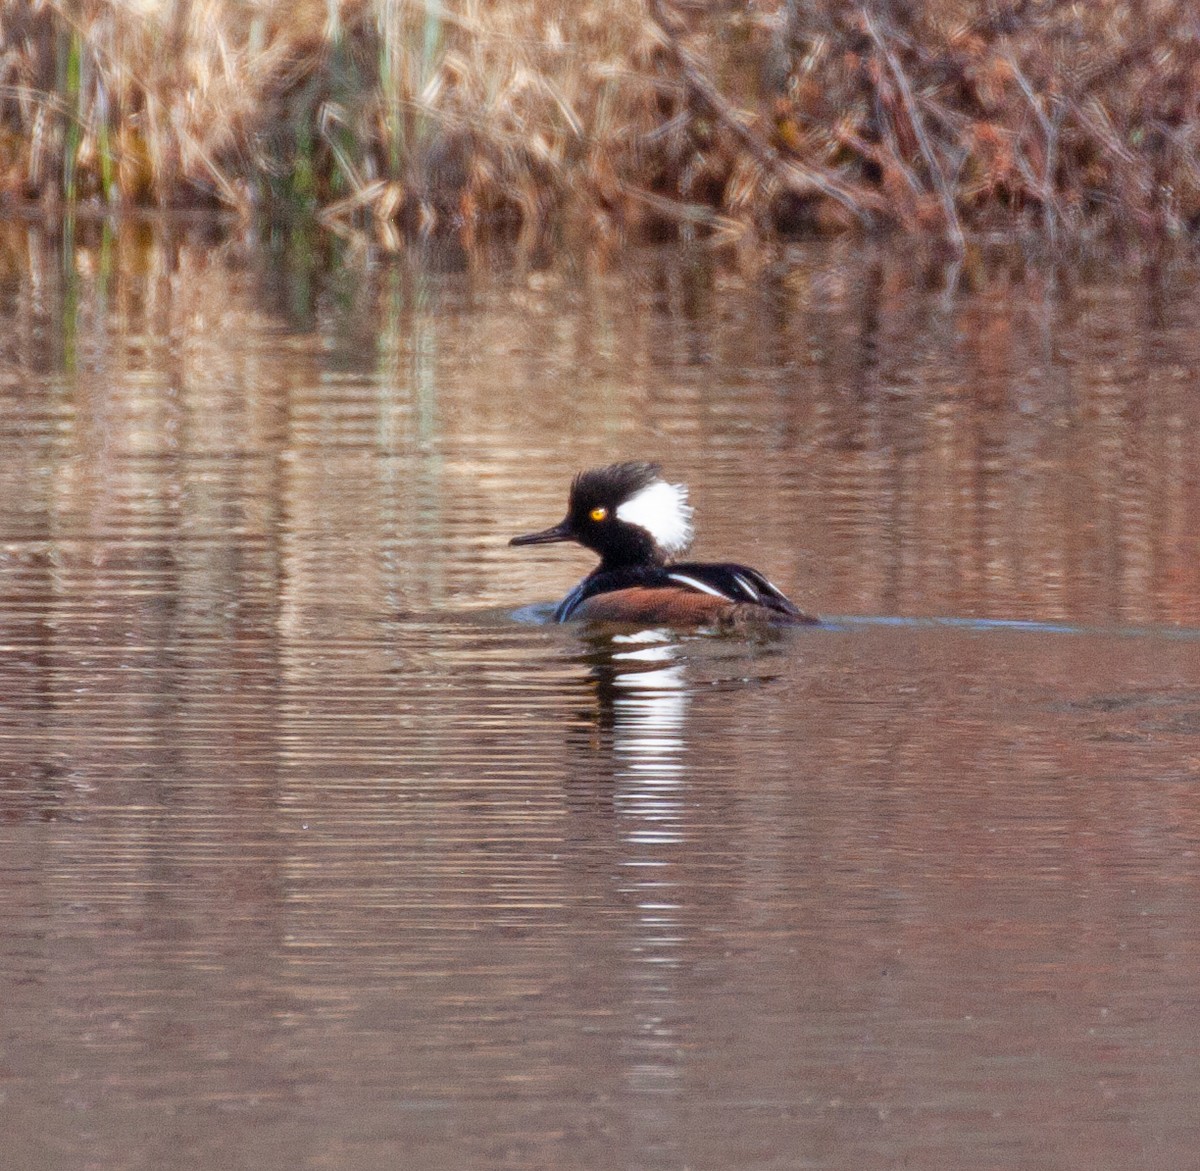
[{"x1": 510, "y1": 462, "x2": 817, "y2": 627}]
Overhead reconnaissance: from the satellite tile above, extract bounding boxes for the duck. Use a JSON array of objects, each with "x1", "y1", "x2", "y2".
[{"x1": 510, "y1": 461, "x2": 817, "y2": 626}]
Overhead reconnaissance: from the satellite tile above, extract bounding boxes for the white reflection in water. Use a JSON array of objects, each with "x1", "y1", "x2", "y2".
[
  {"x1": 604, "y1": 634, "x2": 692, "y2": 1121},
  {"x1": 612, "y1": 650, "x2": 689, "y2": 828},
  {"x1": 610, "y1": 633, "x2": 688, "y2": 774}
]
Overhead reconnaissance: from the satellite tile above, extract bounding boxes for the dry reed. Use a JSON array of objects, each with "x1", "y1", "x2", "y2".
[{"x1": 1, "y1": 0, "x2": 1198, "y2": 247}]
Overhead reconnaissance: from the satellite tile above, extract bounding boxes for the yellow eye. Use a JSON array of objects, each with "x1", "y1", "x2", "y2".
[{"x1": 589, "y1": 506, "x2": 608, "y2": 522}]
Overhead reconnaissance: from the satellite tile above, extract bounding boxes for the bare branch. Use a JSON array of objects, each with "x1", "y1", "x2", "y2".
[
  {"x1": 647, "y1": 0, "x2": 877, "y2": 227},
  {"x1": 861, "y1": 8, "x2": 964, "y2": 254}
]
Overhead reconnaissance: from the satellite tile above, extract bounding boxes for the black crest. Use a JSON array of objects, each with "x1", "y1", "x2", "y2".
[{"x1": 568, "y1": 462, "x2": 661, "y2": 514}]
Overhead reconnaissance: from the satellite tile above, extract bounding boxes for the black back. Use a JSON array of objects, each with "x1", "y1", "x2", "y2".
[{"x1": 555, "y1": 560, "x2": 806, "y2": 622}]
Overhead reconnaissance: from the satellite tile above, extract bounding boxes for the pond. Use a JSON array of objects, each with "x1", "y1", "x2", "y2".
[{"x1": 2, "y1": 222, "x2": 1199, "y2": 1169}]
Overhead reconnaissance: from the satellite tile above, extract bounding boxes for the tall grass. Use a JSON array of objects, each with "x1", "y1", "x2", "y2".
[{"x1": 1, "y1": 0, "x2": 1198, "y2": 246}]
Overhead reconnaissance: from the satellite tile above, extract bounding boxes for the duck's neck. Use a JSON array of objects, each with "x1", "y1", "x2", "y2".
[{"x1": 595, "y1": 530, "x2": 667, "y2": 574}]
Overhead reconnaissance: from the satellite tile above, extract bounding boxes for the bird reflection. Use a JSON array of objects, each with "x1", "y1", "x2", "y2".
[
  {"x1": 565, "y1": 630, "x2": 691, "y2": 1140},
  {"x1": 554, "y1": 625, "x2": 793, "y2": 1163},
  {"x1": 568, "y1": 629, "x2": 689, "y2": 780}
]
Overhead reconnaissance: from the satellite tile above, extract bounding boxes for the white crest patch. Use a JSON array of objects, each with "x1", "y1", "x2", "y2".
[{"x1": 616, "y1": 479, "x2": 694, "y2": 555}]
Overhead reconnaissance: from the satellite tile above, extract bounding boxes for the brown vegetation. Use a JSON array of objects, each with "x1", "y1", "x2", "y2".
[{"x1": 1, "y1": 0, "x2": 1198, "y2": 247}]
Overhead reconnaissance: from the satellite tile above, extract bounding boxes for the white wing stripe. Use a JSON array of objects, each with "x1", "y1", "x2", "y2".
[
  {"x1": 667, "y1": 572, "x2": 728, "y2": 599},
  {"x1": 732, "y1": 572, "x2": 759, "y2": 600}
]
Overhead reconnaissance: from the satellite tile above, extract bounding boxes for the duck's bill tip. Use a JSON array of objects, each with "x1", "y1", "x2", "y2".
[{"x1": 510, "y1": 521, "x2": 574, "y2": 547}]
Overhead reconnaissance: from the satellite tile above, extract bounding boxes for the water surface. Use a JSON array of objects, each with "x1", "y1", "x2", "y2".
[{"x1": 2, "y1": 224, "x2": 1200, "y2": 1169}]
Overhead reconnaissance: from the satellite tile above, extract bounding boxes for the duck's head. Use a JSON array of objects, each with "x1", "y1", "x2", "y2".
[{"x1": 510, "y1": 461, "x2": 694, "y2": 569}]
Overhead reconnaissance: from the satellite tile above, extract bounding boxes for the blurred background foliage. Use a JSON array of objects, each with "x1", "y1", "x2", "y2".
[{"x1": 1, "y1": 0, "x2": 1198, "y2": 248}]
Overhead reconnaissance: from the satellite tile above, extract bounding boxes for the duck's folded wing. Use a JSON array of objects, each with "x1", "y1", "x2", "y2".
[{"x1": 666, "y1": 562, "x2": 805, "y2": 618}]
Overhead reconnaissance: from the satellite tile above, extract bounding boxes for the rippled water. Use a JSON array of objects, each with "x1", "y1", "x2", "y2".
[{"x1": 3, "y1": 224, "x2": 1200, "y2": 1169}]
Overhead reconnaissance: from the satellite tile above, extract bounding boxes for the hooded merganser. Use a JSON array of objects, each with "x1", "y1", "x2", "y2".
[{"x1": 510, "y1": 461, "x2": 818, "y2": 626}]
